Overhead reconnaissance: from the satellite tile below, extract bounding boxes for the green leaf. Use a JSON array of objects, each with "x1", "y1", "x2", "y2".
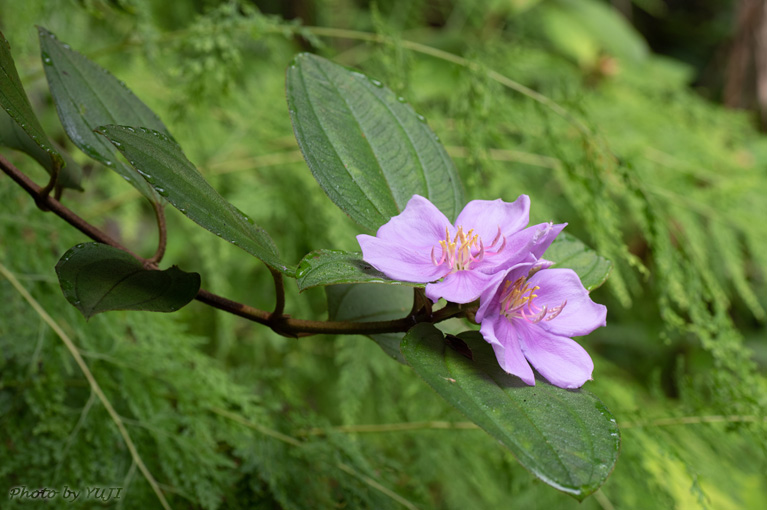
[
  {"x1": 327, "y1": 283, "x2": 412, "y2": 364},
  {"x1": 296, "y1": 249, "x2": 423, "y2": 291},
  {"x1": 286, "y1": 52, "x2": 464, "y2": 231},
  {"x1": 55, "y1": 243, "x2": 200, "y2": 319},
  {"x1": 545, "y1": 232, "x2": 612, "y2": 291},
  {"x1": 402, "y1": 324, "x2": 620, "y2": 500},
  {"x1": 0, "y1": 30, "x2": 82, "y2": 190},
  {"x1": 38, "y1": 26, "x2": 166, "y2": 201},
  {"x1": 96, "y1": 124, "x2": 291, "y2": 274}
]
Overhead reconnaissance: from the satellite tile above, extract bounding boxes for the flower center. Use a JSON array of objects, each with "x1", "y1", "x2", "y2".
[
  {"x1": 499, "y1": 277, "x2": 566, "y2": 324},
  {"x1": 431, "y1": 225, "x2": 505, "y2": 272}
]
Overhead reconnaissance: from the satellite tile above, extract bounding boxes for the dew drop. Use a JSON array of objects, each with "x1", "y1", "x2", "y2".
[
  {"x1": 42, "y1": 52, "x2": 52, "y2": 65},
  {"x1": 369, "y1": 78, "x2": 383, "y2": 87},
  {"x1": 154, "y1": 187, "x2": 169, "y2": 197},
  {"x1": 126, "y1": 127, "x2": 135, "y2": 133},
  {"x1": 416, "y1": 114, "x2": 426, "y2": 123},
  {"x1": 397, "y1": 96, "x2": 406, "y2": 103},
  {"x1": 296, "y1": 261, "x2": 310, "y2": 278}
]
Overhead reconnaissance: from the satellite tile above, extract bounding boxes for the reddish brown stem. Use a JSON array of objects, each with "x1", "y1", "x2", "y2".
[
  {"x1": 146, "y1": 200, "x2": 168, "y2": 265},
  {"x1": 2, "y1": 153, "x2": 468, "y2": 336}
]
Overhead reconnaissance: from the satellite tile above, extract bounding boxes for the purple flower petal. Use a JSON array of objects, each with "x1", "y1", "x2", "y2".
[
  {"x1": 454, "y1": 196, "x2": 530, "y2": 243},
  {"x1": 375, "y1": 195, "x2": 453, "y2": 249},
  {"x1": 480, "y1": 222, "x2": 565, "y2": 273},
  {"x1": 517, "y1": 322, "x2": 594, "y2": 389},
  {"x1": 476, "y1": 262, "x2": 534, "y2": 322},
  {"x1": 424, "y1": 270, "x2": 497, "y2": 304},
  {"x1": 475, "y1": 271, "x2": 507, "y2": 323},
  {"x1": 527, "y1": 222, "x2": 566, "y2": 259},
  {"x1": 528, "y1": 268, "x2": 607, "y2": 337},
  {"x1": 357, "y1": 234, "x2": 446, "y2": 282},
  {"x1": 481, "y1": 316, "x2": 535, "y2": 385}
]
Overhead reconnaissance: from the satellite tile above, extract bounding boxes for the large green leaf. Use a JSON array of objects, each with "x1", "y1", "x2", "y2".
[
  {"x1": 546, "y1": 232, "x2": 612, "y2": 291},
  {"x1": 97, "y1": 125, "x2": 290, "y2": 273},
  {"x1": 286, "y1": 52, "x2": 464, "y2": 231},
  {"x1": 402, "y1": 324, "x2": 619, "y2": 500},
  {"x1": 296, "y1": 249, "x2": 424, "y2": 291},
  {"x1": 0, "y1": 30, "x2": 81, "y2": 190},
  {"x1": 55, "y1": 243, "x2": 200, "y2": 319},
  {"x1": 38, "y1": 27, "x2": 164, "y2": 201},
  {"x1": 327, "y1": 283, "x2": 412, "y2": 364}
]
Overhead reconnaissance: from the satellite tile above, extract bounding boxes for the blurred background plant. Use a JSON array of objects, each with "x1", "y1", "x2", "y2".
[{"x1": 1, "y1": 0, "x2": 766, "y2": 508}]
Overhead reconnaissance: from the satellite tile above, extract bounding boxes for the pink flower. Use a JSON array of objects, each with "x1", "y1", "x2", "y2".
[
  {"x1": 476, "y1": 261, "x2": 607, "y2": 389},
  {"x1": 357, "y1": 194, "x2": 564, "y2": 304}
]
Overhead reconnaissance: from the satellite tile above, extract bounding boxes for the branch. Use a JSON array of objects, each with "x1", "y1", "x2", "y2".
[
  {"x1": 269, "y1": 266, "x2": 286, "y2": 319},
  {"x1": 146, "y1": 200, "x2": 168, "y2": 265},
  {"x1": 1, "y1": 155, "x2": 137, "y2": 256},
  {"x1": 1, "y1": 154, "x2": 467, "y2": 336}
]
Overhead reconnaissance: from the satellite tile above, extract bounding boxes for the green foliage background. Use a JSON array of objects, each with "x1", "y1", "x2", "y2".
[{"x1": 1, "y1": 0, "x2": 766, "y2": 508}]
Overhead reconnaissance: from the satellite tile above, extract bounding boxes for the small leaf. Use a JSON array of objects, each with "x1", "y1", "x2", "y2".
[
  {"x1": 286, "y1": 53, "x2": 464, "y2": 231},
  {"x1": 55, "y1": 243, "x2": 200, "y2": 319},
  {"x1": 326, "y1": 283, "x2": 412, "y2": 364},
  {"x1": 38, "y1": 26, "x2": 166, "y2": 201},
  {"x1": 402, "y1": 324, "x2": 620, "y2": 500},
  {"x1": 546, "y1": 233, "x2": 612, "y2": 291},
  {"x1": 96, "y1": 125, "x2": 291, "y2": 274},
  {"x1": 0, "y1": 30, "x2": 81, "y2": 190},
  {"x1": 296, "y1": 249, "x2": 422, "y2": 291}
]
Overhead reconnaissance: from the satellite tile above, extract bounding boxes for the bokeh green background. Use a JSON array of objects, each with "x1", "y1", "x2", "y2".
[{"x1": 1, "y1": 1, "x2": 766, "y2": 508}]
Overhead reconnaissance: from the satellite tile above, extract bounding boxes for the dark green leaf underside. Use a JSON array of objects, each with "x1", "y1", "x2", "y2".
[
  {"x1": 546, "y1": 232, "x2": 612, "y2": 291},
  {"x1": 38, "y1": 26, "x2": 168, "y2": 201},
  {"x1": 326, "y1": 283, "x2": 412, "y2": 364},
  {"x1": 97, "y1": 125, "x2": 290, "y2": 273},
  {"x1": 296, "y1": 249, "x2": 422, "y2": 291},
  {"x1": 0, "y1": 30, "x2": 81, "y2": 189},
  {"x1": 287, "y1": 52, "x2": 464, "y2": 232},
  {"x1": 402, "y1": 324, "x2": 619, "y2": 500},
  {"x1": 55, "y1": 243, "x2": 200, "y2": 319}
]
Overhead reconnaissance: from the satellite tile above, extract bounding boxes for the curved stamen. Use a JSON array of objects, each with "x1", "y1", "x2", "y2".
[
  {"x1": 430, "y1": 224, "x2": 507, "y2": 272},
  {"x1": 528, "y1": 305, "x2": 547, "y2": 324},
  {"x1": 500, "y1": 277, "x2": 566, "y2": 324},
  {"x1": 431, "y1": 245, "x2": 446, "y2": 266},
  {"x1": 544, "y1": 300, "x2": 567, "y2": 321},
  {"x1": 490, "y1": 226, "x2": 503, "y2": 248},
  {"x1": 485, "y1": 233, "x2": 506, "y2": 255},
  {"x1": 471, "y1": 239, "x2": 485, "y2": 263}
]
